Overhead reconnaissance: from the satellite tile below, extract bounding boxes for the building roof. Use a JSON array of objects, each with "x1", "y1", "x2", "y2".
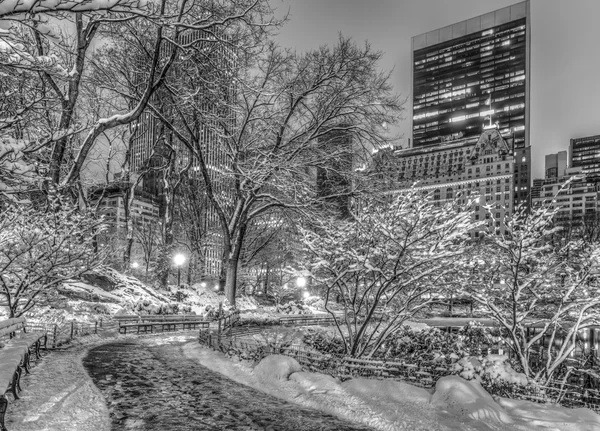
[{"x1": 412, "y1": 1, "x2": 528, "y2": 51}]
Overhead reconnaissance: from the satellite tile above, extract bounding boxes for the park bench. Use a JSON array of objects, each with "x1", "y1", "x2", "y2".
[
  {"x1": 0, "y1": 317, "x2": 47, "y2": 430},
  {"x1": 114, "y1": 314, "x2": 211, "y2": 334}
]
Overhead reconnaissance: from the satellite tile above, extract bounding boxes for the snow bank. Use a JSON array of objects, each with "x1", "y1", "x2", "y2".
[
  {"x1": 431, "y1": 376, "x2": 514, "y2": 424},
  {"x1": 497, "y1": 396, "x2": 600, "y2": 431},
  {"x1": 183, "y1": 343, "x2": 600, "y2": 431},
  {"x1": 289, "y1": 371, "x2": 343, "y2": 395}
]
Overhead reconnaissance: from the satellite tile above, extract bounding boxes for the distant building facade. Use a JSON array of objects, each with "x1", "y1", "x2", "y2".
[
  {"x1": 531, "y1": 167, "x2": 600, "y2": 229},
  {"x1": 545, "y1": 151, "x2": 568, "y2": 179}
]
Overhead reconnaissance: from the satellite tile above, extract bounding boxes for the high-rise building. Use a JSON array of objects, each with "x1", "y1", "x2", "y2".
[
  {"x1": 545, "y1": 151, "x2": 568, "y2": 179},
  {"x1": 410, "y1": 1, "x2": 531, "y2": 207},
  {"x1": 412, "y1": 1, "x2": 530, "y2": 148},
  {"x1": 130, "y1": 30, "x2": 235, "y2": 282},
  {"x1": 569, "y1": 135, "x2": 600, "y2": 180}
]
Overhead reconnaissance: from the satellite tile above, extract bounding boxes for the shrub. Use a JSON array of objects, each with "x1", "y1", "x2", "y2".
[{"x1": 302, "y1": 328, "x2": 346, "y2": 355}]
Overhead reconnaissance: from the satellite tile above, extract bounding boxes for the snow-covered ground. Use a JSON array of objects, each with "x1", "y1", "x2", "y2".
[{"x1": 182, "y1": 344, "x2": 600, "y2": 431}]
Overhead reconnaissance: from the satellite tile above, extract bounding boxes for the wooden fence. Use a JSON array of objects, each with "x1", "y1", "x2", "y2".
[{"x1": 26, "y1": 320, "x2": 101, "y2": 348}]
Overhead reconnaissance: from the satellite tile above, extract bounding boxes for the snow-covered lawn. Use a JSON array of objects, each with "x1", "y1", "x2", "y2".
[{"x1": 182, "y1": 343, "x2": 600, "y2": 431}]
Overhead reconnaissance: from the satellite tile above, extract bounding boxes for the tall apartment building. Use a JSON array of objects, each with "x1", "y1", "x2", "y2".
[
  {"x1": 569, "y1": 135, "x2": 600, "y2": 180},
  {"x1": 532, "y1": 151, "x2": 569, "y2": 200},
  {"x1": 411, "y1": 1, "x2": 531, "y2": 206},
  {"x1": 531, "y1": 167, "x2": 600, "y2": 230},
  {"x1": 129, "y1": 30, "x2": 235, "y2": 281}
]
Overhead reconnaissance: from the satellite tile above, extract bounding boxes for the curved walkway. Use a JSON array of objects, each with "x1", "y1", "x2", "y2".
[
  {"x1": 5, "y1": 332, "x2": 372, "y2": 430},
  {"x1": 6, "y1": 334, "x2": 111, "y2": 431},
  {"x1": 83, "y1": 335, "x2": 374, "y2": 430}
]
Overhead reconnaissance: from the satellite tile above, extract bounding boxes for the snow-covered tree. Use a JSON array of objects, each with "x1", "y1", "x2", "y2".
[
  {"x1": 151, "y1": 36, "x2": 403, "y2": 305},
  {"x1": 0, "y1": 0, "x2": 274, "y2": 197},
  {"x1": 0, "y1": 199, "x2": 107, "y2": 317},
  {"x1": 462, "y1": 203, "x2": 600, "y2": 384},
  {"x1": 301, "y1": 189, "x2": 477, "y2": 357}
]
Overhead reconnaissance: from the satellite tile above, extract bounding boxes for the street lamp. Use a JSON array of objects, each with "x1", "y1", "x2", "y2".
[
  {"x1": 173, "y1": 254, "x2": 185, "y2": 287},
  {"x1": 303, "y1": 291, "x2": 310, "y2": 299},
  {"x1": 131, "y1": 262, "x2": 139, "y2": 269},
  {"x1": 296, "y1": 277, "x2": 307, "y2": 288}
]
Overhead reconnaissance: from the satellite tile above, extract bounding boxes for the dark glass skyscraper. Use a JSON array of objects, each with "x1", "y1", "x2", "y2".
[
  {"x1": 570, "y1": 135, "x2": 600, "y2": 180},
  {"x1": 411, "y1": 1, "x2": 530, "y2": 150}
]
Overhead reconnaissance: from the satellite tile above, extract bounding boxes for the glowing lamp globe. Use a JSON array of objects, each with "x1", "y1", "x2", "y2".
[
  {"x1": 296, "y1": 277, "x2": 307, "y2": 288},
  {"x1": 173, "y1": 254, "x2": 185, "y2": 267},
  {"x1": 303, "y1": 291, "x2": 310, "y2": 299}
]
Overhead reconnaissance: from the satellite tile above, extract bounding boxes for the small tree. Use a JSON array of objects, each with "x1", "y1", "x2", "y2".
[
  {"x1": 301, "y1": 190, "x2": 477, "y2": 357},
  {"x1": 464, "y1": 203, "x2": 600, "y2": 384},
  {"x1": 0, "y1": 199, "x2": 106, "y2": 317}
]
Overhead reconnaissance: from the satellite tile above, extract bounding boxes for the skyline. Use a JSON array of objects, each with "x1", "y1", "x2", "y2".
[{"x1": 274, "y1": 0, "x2": 600, "y2": 181}]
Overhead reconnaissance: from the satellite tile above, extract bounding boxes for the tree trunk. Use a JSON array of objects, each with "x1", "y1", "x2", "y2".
[
  {"x1": 224, "y1": 260, "x2": 238, "y2": 305},
  {"x1": 223, "y1": 224, "x2": 248, "y2": 306},
  {"x1": 186, "y1": 253, "x2": 194, "y2": 285}
]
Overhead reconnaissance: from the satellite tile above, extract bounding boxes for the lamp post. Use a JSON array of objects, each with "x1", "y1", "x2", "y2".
[
  {"x1": 131, "y1": 262, "x2": 139, "y2": 269},
  {"x1": 173, "y1": 254, "x2": 185, "y2": 287}
]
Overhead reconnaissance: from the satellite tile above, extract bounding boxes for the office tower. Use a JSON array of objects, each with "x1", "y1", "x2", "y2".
[
  {"x1": 410, "y1": 1, "x2": 531, "y2": 207},
  {"x1": 545, "y1": 151, "x2": 568, "y2": 179},
  {"x1": 316, "y1": 127, "x2": 354, "y2": 219},
  {"x1": 569, "y1": 135, "x2": 600, "y2": 180}
]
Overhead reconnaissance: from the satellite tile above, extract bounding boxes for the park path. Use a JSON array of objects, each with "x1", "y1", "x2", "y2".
[{"x1": 82, "y1": 335, "x2": 374, "y2": 430}]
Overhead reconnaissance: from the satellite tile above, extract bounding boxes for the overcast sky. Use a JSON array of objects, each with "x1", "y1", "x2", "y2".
[{"x1": 273, "y1": 0, "x2": 600, "y2": 181}]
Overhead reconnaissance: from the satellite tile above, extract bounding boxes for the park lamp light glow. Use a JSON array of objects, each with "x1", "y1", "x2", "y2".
[
  {"x1": 173, "y1": 254, "x2": 185, "y2": 267},
  {"x1": 296, "y1": 277, "x2": 307, "y2": 288},
  {"x1": 303, "y1": 291, "x2": 310, "y2": 299},
  {"x1": 200, "y1": 282, "x2": 207, "y2": 288},
  {"x1": 131, "y1": 262, "x2": 139, "y2": 269}
]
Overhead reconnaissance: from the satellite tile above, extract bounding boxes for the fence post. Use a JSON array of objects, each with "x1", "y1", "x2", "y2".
[
  {"x1": 70, "y1": 321, "x2": 74, "y2": 340},
  {"x1": 52, "y1": 325, "x2": 58, "y2": 348},
  {"x1": 95, "y1": 321, "x2": 98, "y2": 334},
  {"x1": 99, "y1": 318, "x2": 103, "y2": 329}
]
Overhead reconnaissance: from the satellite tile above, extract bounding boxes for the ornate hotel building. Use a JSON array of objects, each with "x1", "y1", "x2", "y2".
[
  {"x1": 411, "y1": 1, "x2": 531, "y2": 207},
  {"x1": 372, "y1": 129, "x2": 529, "y2": 237}
]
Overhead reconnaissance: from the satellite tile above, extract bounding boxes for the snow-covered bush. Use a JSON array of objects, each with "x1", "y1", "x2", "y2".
[
  {"x1": 452, "y1": 354, "x2": 530, "y2": 398},
  {"x1": 302, "y1": 328, "x2": 346, "y2": 355},
  {"x1": 301, "y1": 189, "x2": 478, "y2": 357},
  {"x1": 462, "y1": 200, "x2": 600, "y2": 384}
]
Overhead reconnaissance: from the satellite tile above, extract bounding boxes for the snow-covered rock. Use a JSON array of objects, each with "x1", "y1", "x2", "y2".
[
  {"x1": 252, "y1": 355, "x2": 302, "y2": 381},
  {"x1": 431, "y1": 376, "x2": 514, "y2": 425}
]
